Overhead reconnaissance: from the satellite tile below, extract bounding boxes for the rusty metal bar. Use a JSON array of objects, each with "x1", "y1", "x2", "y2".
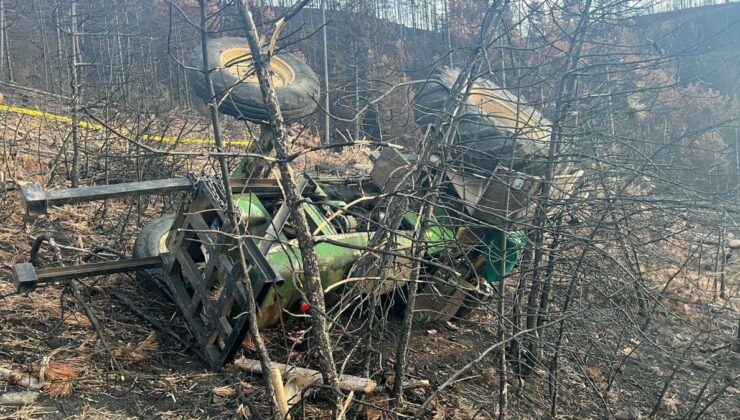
[
  {"x1": 20, "y1": 176, "x2": 322, "y2": 216},
  {"x1": 12, "y1": 256, "x2": 163, "y2": 293},
  {"x1": 21, "y1": 178, "x2": 192, "y2": 216}
]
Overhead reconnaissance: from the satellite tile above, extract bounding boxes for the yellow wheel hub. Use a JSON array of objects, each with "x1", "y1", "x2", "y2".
[
  {"x1": 468, "y1": 87, "x2": 550, "y2": 142},
  {"x1": 220, "y1": 48, "x2": 294, "y2": 87}
]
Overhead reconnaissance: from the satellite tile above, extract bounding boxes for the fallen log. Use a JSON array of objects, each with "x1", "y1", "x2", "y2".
[
  {"x1": 233, "y1": 357, "x2": 377, "y2": 393},
  {"x1": 403, "y1": 378, "x2": 431, "y2": 389},
  {"x1": 689, "y1": 237, "x2": 740, "y2": 250},
  {"x1": 0, "y1": 391, "x2": 39, "y2": 405},
  {"x1": 0, "y1": 367, "x2": 42, "y2": 390}
]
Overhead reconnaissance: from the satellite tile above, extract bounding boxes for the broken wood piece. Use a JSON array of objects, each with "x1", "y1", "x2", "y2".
[
  {"x1": 336, "y1": 390, "x2": 355, "y2": 420},
  {"x1": 234, "y1": 357, "x2": 377, "y2": 394},
  {"x1": 0, "y1": 391, "x2": 39, "y2": 405},
  {"x1": 403, "y1": 378, "x2": 430, "y2": 389},
  {"x1": 283, "y1": 368, "x2": 316, "y2": 409},
  {"x1": 0, "y1": 367, "x2": 42, "y2": 390},
  {"x1": 269, "y1": 367, "x2": 290, "y2": 418}
]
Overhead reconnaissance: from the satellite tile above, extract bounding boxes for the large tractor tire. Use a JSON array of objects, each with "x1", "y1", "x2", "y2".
[
  {"x1": 414, "y1": 67, "x2": 551, "y2": 174},
  {"x1": 133, "y1": 214, "x2": 175, "y2": 286},
  {"x1": 187, "y1": 37, "x2": 319, "y2": 122}
]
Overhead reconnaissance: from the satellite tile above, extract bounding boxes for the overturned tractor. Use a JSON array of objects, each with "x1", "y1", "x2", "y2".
[{"x1": 10, "y1": 37, "x2": 582, "y2": 370}]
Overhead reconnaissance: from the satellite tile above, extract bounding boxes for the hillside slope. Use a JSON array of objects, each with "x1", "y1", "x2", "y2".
[{"x1": 632, "y1": 3, "x2": 740, "y2": 96}]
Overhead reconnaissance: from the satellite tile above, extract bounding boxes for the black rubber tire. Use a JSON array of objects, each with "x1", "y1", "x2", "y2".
[
  {"x1": 414, "y1": 67, "x2": 550, "y2": 174},
  {"x1": 187, "y1": 37, "x2": 320, "y2": 122},
  {"x1": 133, "y1": 214, "x2": 176, "y2": 285}
]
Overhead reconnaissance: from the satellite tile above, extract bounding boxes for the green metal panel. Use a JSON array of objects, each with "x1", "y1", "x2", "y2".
[
  {"x1": 479, "y1": 230, "x2": 527, "y2": 282},
  {"x1": 303, "y1": 201, "x2": 337, "y2": 236},
  {"x1": 234, "y1": 193, "x2": 271, "y2": 239},
  {"x1": 401, "y1": 211, "x2": 457, "y2": 255}
]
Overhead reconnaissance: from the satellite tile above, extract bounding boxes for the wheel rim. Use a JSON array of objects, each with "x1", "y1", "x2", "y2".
[
  {"x1": 468, "y1": 86, "x2": 550, "y2": 142},
  {"x1": 158, "y1": 232, "x2": 169, "y2": 253},
  {"x1": 220, "y1": 48, "x2": 295, "y2": 87}
]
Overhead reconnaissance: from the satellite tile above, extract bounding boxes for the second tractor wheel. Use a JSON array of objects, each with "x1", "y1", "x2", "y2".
[
  {"x1": 133, "y1": 214, "x2": 175, "y2": 286},
  {"x1": 188, "y1": 37, "x2": 320, "y2": 122},
  {"x1": 414, "y1": 67, "x2": 551, "y2": 174}
]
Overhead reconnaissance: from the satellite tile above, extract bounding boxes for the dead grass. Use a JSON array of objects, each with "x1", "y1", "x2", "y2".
[
  {"x1": 290, "y1": 132, "x2": 373, "y2": 174},
  {"x1": 42, "y1": 362, "x2": 78, "y2": 398},
  {"x1": 0, "y1": 404, "x2": 57, "y2": 420},
  {"x1": 114, "y1": 332, "x2": 159, "y2": 365}
]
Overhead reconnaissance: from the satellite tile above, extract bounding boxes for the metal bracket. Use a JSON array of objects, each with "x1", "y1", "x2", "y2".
[
  {"x1": 258, "y1": 175, "x2": 309, "y2": 254},
  {"x1": 13, "y1": 174, "x2": 322, "y2": 370},
  {"x1": 369, "y1": 148, "x2": 413, "y2": 192}
]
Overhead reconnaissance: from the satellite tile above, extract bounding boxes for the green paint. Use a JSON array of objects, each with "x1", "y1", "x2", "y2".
[
  {"x1": 479, "y1": 230, "x2": 527, "y2": 282},
  {"x1": 303, "y1": 201, "x2": 337, "y2": 236},
  {"x1": 401, "y1": 211, "x2": 456, "y2": 255},
  {"x1": 234, "y1": 193, "x2": 271, "y2": 239}
]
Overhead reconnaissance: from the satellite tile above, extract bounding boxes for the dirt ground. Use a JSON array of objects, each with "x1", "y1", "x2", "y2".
[{"x1": 1, "y1": 110, "x2": 739, "y2": 419}]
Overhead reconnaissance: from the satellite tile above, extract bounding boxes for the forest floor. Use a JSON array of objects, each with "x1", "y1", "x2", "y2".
[{"x1": 0, "y1": 104, "x2": 738, "y2": 419}]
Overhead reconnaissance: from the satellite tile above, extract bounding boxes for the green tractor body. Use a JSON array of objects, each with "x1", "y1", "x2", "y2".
[{"x1": 222, "y1": 173, "x2": 527, "y2": 327}]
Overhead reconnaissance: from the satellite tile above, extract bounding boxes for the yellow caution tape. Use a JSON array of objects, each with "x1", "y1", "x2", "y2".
[{"x1": 0, "y1": 104, "x2": 251, "y2": 147}]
